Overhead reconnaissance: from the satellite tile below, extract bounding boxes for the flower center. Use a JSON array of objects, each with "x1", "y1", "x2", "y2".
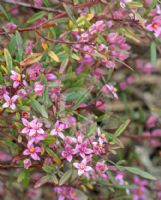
[
  {"x1": 17, "y1": 74, "x2": 21, "y2": 81},
  {"x1": 57, "y1": 127, "x2": 62, "y2": 132},
  {"x1": 80, "y1": 164, "x2": 85, "y2": 170},
  {"x1": 152, "y1": 23, "x2": 158, "y2": 29},
  {"x1": 29, "y1": 147, "x2": 35, "y2": 153}
]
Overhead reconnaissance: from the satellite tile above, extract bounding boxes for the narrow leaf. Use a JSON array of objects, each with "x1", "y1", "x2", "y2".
[
  {"x1": 16, "y1": 31, "x2": 23, "y2": 61},
  {"x1": 27, "y1": 11, "x2": 46, "y2": 24},
  {"x1": 125, "y1": 167, "x2": 156, "y2": 180},
  {"x1": 150, "y1": 41, "x2": 157, "y2": 66},
  {"x1": 20, "y1": 53, "x2": 42, "y2": 66},
  {"x1": 114, "y1": 119, "x2": 130, "y2": 138},
  {"x1": 4, "y1": 48, "x2": 12, "y2": 72},
  {"x1": 48, "y1": 51, "x2": 60, "y2": 62},
  {"x1": 59, "y1": 169, "x2": 72, "y2": 185},
  {"x1": 31, "y1": 99, "x2": 48, "y2": 118}
]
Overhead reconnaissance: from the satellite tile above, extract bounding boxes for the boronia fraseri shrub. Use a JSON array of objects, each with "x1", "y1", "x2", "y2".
[{"x1": 0, "y1": 0, "x2": 161, "y2": 199}]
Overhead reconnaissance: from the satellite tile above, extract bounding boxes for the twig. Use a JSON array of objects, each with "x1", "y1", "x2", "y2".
[{"x1": 1, "y1": 0, "x2": 63, "y2": 13}]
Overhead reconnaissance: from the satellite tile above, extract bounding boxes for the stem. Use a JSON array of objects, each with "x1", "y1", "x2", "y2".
[{"x1": 1, "y1": 0, "x2": 63, "y2": 13}]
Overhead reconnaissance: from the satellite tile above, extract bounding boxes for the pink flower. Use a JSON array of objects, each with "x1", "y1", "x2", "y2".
[
  {"x1": 21, "y1": 118, "x2": 32, "y2": 135},
  {"x1": 101, "y1": 84, "x2": 118, "y2": 99},
  {"x1": 0, "y1": 86, "x2": 8, "y2": 100},
  {"x1": 10, "y1": 70, "x2": 23, "y2": 88},
  {"x1": 89, "y1": 20, "x2": 105, "y2": 35},
  {"x1": 54, "y1": 187, "x2": 78, "y2": 200},
  {"x1": 27, "y1": 63, "x2": 43, "y2": 80},
  {"x1": 96, "y1": 100, "x2": 107, "y2": 111},
  {"x1": 119, "y1": 81, "x2": 127, "y2": 90},
  {"x1": 25, "y1": 41, "x2": 34, "y2": 55},
  {"x1": 6, "y1": 23, "x2": 17, "y2": 32},
  {"x1": 115, "y1": 173, "x2": 125, "y2": 185},
  {"x1": 24, "y1": 159, "x2": 32, "y2": 169},
  {"x1": 73, "y1": 141, "x2": 93, "y2": 158},
  {"x1": 34, "y1": 81, "x2": 44, "y2": 96},
  {"x1": 93, "y1": 141, "x2": 106, "y2": 155},
  {"x1": 34, "y1": 0, "x2": 43, "y2": 7},
  {"x1": 29, "y1": 118, "x2": 44, "y2": 136},
  {"x1": 23, "y1": 143, "x2": 41, "y2": 160},
  {"x1": 17, "y1": 89, "x2": 27, "y2": 98},
  {"x1": 73, "y1": 158, "x2": 93, "y2": 176},
  {"x1": 45, "y1": 73, "x2": 57, "y2": 81},
  {"x1": 131, "y1": 176, "x2": 148, "y2": 200},
  {"x1": 61, "y1": 145, "x2": 75, "y2": 162},
  {"x1": 21, "y1": 118, "x2": 45, "y2": 142},
  {"x1": 97, "y1": 128, "x2": 107, "y2": 144},
  {"x1": 96, "y1": 162, "x2": 108, "y2": 173},
  {"x1": 95, "y1": 162, "x2": 108, "y2": 179},
  {"x1": 50, "y1": 121, "x2": 68, "y2": 139},
  {"x1": 146, "y1": 16, "x2": 161, "y2": 37},
  {"x1": 146, "y1": 115, "x2": 158, "y2": 128},
  {"x1": 2, "y1": 94, "x2": 18, "y2": 110}
]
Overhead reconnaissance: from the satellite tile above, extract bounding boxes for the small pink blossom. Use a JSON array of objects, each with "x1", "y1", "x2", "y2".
[
  {"x1": 27, "y1": 63, "x2": 43, "y2": 80},
  {"x1": 24, "y1": 159, "x2": 32, "y2": 169},
  {"x1": 96, "y1": 162, "x2": 108, "y2": 179},
  {"x1": 6, "y1": 23, "x2": 17, "y2": 32},
  {"x1": 23, "y1": 143, "x2": 41, "y2": 160},
  {"x1": 61, "y1": 145, "x2": 75, "y2": 162},
  {"x1": 96, "y1": 100, "x2": 107, "y2": 111},
  {"x1": 34, "y1": 0, "x2": 43, "y2": 7},
  {"x1": 10, "y1": 70, "x2": 23, "y2": 88},
  {"x1": 73, "y1": 141, "x2": 93, "y2": 158},
  {"x1": 45, "y1": 73, "x2": 57, "y2": 81},
  {"x1": 146, "y1": 115, "x2": 158, "y2": 128},
  {"x1": 73, "y1": 158, "x2": 93, "y2": 176},
  {"x1": 17, "y1": 89, "x2": 27, "y2": 98},
  {"x1": 34, "y1": 81, "x2": 44, "y2": 96},
  {"x1": 0, "y1": 86, "x2": 8, "y2": 100},
  {"x1": 101, "y1": 84, "x2": 118, "y2": 99},
  {"x1": 25, "y1": 41, "x2": 34, "y2": 55},
  {"x1": 96, "y1": 162, "x2": 108, "y2": 173},
  {"x1": 2, "y1": 94, "x2": 18, "y2": 110},
  {"x1": 29, "y1": 118, "x2": 44, "y2": 136},
  {"x1": 54, "y1": 187, "x2": 78, "y2": 200},
  {"x1": 50, "y1": 121, "x2": 68, "y2": 139},
  {"x1": 97, "y1": 128, "x2": 107, "y2": 144},
  {"x1": 146, "y1": 16, "x2": 161, "y2": 37}
]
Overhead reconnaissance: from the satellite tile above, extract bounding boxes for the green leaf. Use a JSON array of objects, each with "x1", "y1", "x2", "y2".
[
  {"x1": 128, "y1": 1, "x2": 143, "y2": 8},
  {"x1": 59, "y1": 169, "x2": 72, "y2": 185},
  {"x1": 46, "y1": 148, "x2": 62, "y2": 166},
  {"x1": 16, "y1": 31, "x2": 23, "y2": 61},
  {"x1": 149, "y1": 0, "x2": 157, "y2": 9},
  {"x1": 27, "y1": 11, "x2": 46, "y2": 24},
  {"x1": 62, "y1": 3, "x2": 76, "y2": 24},
  {"x1": 150, "y1": 41, "x2": 157, "y2": 66},
  {"x1": 0, "y1": 5, "x2": 10, "y2": 20},
  {"x1": 4, "y1": 48, "x2": 12, "y2": 72},
  {"x1": 48, "y1": 51, "x2": 60, "y2": 62},
  {"x1": 8, "y1": 35, "x2": 16, "y2": 54},
  {"x1": 34, "y1": 175, "x2": 50, "y2": 188},
  {"x1": 124, "y1": 167, "x2": 156, "y2": 180},
  {"x1": 51, "y1": 175, "x2": 59, "y2": 184},
  {"x1": 96, "y1": 114, "x2": 110, "y2": 122},
  {"x1": 31, "y1": 99, "x2": 48, "y2": 118},
  {"x1": 0, "y1": 71, "x2": 4, "y2": 84},
  {"x1": 114, "y1": 119, "x2": 130, "y2": 138},
  {"x1": 73, "y1": 89, "x2": 91, "y2": 109}
]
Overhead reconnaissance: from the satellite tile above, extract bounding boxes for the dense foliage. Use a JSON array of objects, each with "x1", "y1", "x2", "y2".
[{"x1": 0, "y1": 0, "x2": 161, "y2": 199}]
